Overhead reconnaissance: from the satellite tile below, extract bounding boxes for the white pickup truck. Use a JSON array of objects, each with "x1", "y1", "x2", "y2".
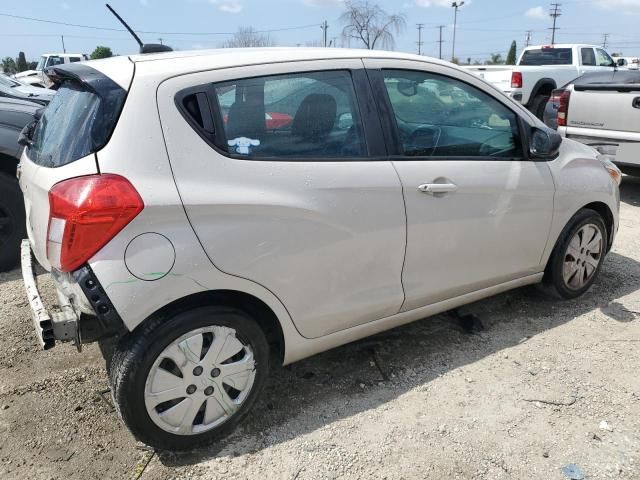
[
  {"x1": 553, "y1": 70, "x2": 640, "y2": 175},
  {"x1": 464, "y1": 44, "x2": 617, "y2": 118},
  {"x1": 14, "y1": 53, "x2": 89, "y2": 88}
]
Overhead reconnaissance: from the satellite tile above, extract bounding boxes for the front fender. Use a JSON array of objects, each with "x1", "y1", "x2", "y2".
[{"x1": 541, "y1": 138, "x2": 620, "y2": 265}]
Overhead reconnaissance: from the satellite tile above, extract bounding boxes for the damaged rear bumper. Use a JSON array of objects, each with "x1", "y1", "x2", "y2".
[
  {"x1": 21, "y1": 239, "x2": 127, "y2": 350},
  {"x1": 21, "y1": 239, "x2": 78, "y2": 349}
]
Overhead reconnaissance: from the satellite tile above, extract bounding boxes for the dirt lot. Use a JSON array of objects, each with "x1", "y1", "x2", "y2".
[{"x1": 1, "y1": 180, "x2": 639, "y2": 480}]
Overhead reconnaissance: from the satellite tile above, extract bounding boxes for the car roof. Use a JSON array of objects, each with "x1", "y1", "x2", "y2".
[
  {"x1": 127, "y1": 47, "x2": 450, "y2": 66},
  {"x1": 524, "y1": 44, "x2": 601, "y2": 50}
]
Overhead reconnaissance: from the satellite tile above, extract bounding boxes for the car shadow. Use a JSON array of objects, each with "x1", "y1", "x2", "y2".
[{"x1": 158, "y1": 252, "x2": 640, "y2": 465}]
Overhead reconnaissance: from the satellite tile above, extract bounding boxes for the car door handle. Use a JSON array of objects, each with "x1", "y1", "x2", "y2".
[
  {"x1": 418, "y1": 183, "x2": 458, "y2": 194},
  {"x1": 633, "y1": 97, "x2": 640, "y2": 109}
]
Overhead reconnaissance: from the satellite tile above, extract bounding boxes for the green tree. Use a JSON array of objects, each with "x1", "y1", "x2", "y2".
[
  {"x1": 506, "y1": 40, "x2": 517, "y2": 65},
  {"x1": 486, "y1": 52, "x2": 504, "y2": 65},
  {"x1": 16, "y1": 52, "x2": 28, "y2": 72},
  {"x1": 90, "y1": 46, "x2": 113, "y2": 60},
  {"x1": 2, "y1": 57, "x2": 17, "y2": 74}
]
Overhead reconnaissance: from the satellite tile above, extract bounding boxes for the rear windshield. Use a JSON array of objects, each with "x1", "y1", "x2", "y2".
[
  {"x1": 29, "y1": 77, "x2": 125, "y2": 167},
  {"x1": 520, "y1": 48, "x2": 573, "y2": 66}
]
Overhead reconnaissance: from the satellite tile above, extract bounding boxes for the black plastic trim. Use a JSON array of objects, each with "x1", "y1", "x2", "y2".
[{"x1": 72, "y1": 265, "x2": 127, "y2": 343}]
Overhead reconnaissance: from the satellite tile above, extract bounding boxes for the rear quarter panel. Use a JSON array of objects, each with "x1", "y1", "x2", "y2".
[{"x1": 86, "y1": 62, "x2": 303, "y2": 362}]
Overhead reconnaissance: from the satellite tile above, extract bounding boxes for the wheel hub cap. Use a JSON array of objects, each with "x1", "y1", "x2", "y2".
[
  {"x1": 144, "y1": 325, "x2": 256, "y2": 435},
  {"x1": 562, "y1": 224, "x2": 603, "y2": 290}
]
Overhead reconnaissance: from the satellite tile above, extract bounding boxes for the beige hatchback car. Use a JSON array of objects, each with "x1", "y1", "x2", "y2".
[{"x1": 19, "y1": 48, "x2": 620, "y2": 451}]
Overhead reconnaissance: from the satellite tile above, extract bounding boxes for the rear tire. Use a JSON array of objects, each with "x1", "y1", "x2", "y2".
[
  {"x1": 0, "y1": 172, "x2": 26, "y2": 272},
  {"x1": 109, "y1": 306, "x2": 269, "y2": 451},
  {"x1": 544, "y1": 208, "x2": 608, "y2": 299},
  {"x1": 529, "y1": 94, "x2": 549, "y2": 120}
]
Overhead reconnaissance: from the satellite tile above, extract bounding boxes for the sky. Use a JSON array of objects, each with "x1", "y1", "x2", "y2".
[{"x1": 1, "y1": 0, "x2": 640, "y2": 63}]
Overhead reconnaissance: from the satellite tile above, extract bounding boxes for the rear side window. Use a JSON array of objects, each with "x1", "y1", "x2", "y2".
[
  {"x1": 29, "y1": 77, "x2": 126, "y2": 168},
  {"x1": 520, "y1": 48, "x2": 573, "y2": 66},
  {"x1": 581, "y1": 48, "x2": 596, "y2": 66},
  {"x1": 180, "y1": 70, "x2": 367, "y2": 159}
]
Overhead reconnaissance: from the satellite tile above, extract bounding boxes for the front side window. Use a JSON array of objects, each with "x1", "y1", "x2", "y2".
[
  {"x1": 211, "y1": 70, "x2": 367, "y2": 158},
  {"x1": 596, "y1": 49, "x2": 614, "y2": 67},
  {"x1": 581, "y1": 48, "x2": 596, "y2": 66},
  {"x1": 381, "y1": 70, "x2": 522, "y2": 158}
]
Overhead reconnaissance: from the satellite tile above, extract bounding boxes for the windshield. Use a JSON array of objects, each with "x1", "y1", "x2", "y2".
[
  {"x1": 35, "y1": 56, "x2": 45, "y2": 71},
  {"x1": 520, "y1": 48, "x2": 573, "y2": 66}
]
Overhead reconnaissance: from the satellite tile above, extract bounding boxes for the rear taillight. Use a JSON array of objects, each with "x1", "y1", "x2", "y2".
[
  {"x1": 555, "y1": 89, "x2": 571, "y2": 127},
  {"x1": 511, "y1": 71, "x2": 523, "y2": 89},
  {"x1": 47, "y1": 174, "x2": 144, "y2": 273}
]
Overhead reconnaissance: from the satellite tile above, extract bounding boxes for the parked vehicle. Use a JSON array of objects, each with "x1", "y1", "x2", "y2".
[
  {"x1": 548, "y1": 70, "x2": 640, "y2": 176},
  {"x1": 0, "y1": 97, "x2": 41, "y2": 271},
  {"x1": 464, "y1": 44, "x2": 617, "y2": 118},
  {"x1": 14, "y1": 53, "x2": 88, "y2": 88},
  {"x1": 0, "y1": 73, "x2": 55, "y2": 102},
  {"x1": 19, "y1": 50, "x2": 620, "y2": 451},
  {"x1": 613, "y1": 56, "x2": 639, "y2": 70}
]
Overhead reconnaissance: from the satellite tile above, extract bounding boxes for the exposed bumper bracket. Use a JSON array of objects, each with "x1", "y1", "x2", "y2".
[{"x1": 21, "y1": 239, "x2": 79, "y2": 350}]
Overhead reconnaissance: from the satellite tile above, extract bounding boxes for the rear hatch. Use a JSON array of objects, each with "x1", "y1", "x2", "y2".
[
  {"x1": 18, "y1": 58, "x2": 133, "y2": 270},
  {"x1": 568, "y1": 70, "x2": 640, "y2": 135}
]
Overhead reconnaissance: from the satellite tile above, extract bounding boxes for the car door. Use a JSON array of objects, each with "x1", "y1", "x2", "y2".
[
  {"x1": 157, "y1": 60, "x2": 406, "y2": 339},
  {"x1": 363, "y1": 59, "x2": 555, "y2": 312}
]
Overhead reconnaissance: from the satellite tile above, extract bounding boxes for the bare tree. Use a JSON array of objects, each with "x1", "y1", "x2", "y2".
[
  {"x1": 222, "y1": 27, "x2": 275, "y2": 48},
  {"x1": 340, "y1": 1, "x2": 406, "y2": 50}
]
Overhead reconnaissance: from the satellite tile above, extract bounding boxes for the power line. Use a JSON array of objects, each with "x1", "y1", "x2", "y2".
[
  {"x1": 0, "y1": 12, "x2": 318, "y2": 36},
  {"x1": 416, "y1": 23, "x2": 424, "y2": 55},
  {"x1": 549, "y1": 3, "x2": 562, "y2": 45}
]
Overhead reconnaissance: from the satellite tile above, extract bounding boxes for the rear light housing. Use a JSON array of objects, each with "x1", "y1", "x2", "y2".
[
  {"x1": 511, "y1": 71, "x2": 523, "y2": 89},
  {"x1": 554, "y1": 89, "x2": 571, "y2": 127},
  {"x1": 47, "y1": 174, "x2": 144, "y2": 273}
]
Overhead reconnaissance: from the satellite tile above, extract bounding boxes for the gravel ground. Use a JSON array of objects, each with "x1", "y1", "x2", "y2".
[{"x1": 1, "y1": 179, "x2": 640, "y2": 480}]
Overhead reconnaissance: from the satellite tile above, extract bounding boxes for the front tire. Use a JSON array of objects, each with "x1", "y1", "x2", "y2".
[
  {"x1": 109, "y1": 306, "x2": 269, "y2": 451},
  {"x1": 544, "y1": 208, "x2": 608, "y2": 299}
]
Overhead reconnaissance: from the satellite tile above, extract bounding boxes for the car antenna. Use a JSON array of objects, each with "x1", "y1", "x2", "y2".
[{"x1": 105, "y1": 3, "x2": 172, "y2": 54}]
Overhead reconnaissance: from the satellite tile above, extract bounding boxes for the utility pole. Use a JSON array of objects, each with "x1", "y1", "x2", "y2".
[
  {"x1": 549, "y1": 3, "x2": 562, "y2": 45},
  {"x1": 525, "y1": 30, "x2": 532, "y2": 47},
  {"x1": 451, "y1": 1, "x2": 465, "y2": 62},
  {"x1": 437, "y1": 25, "x2": 445, "y2": 59},
  {"x1": 331, "y1": 36, "x2": 338, "y2": 48},
  {"x1": 321, "y1": 20, "x2": 328, "y2": 47},
  {"x1": 602, "y1": 33, "x2": 609, "y2": 49},
  {"x1": 416, "y1": 23, "x2": 424, "y2": 55},
  {"x1": 61, "y1": 35, "x2": 66, "y2": 53},
  {"x1": 158, "y1": 37, "x2": 164, "y2": 45}
]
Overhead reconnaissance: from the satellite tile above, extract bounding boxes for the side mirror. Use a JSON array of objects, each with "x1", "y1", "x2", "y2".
[
  {"x1": 529, "y1": 127, "x2": 562, "y2": 159},
  {"x1": 397, "y1": 81, "x2": 418, "y2": 97},
  {"x1": 17, "y1": 116, "x2": 41, "y2": 149},
  {"x1": 337, "y1": 112, "x2": 353, "y2": 130}
]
